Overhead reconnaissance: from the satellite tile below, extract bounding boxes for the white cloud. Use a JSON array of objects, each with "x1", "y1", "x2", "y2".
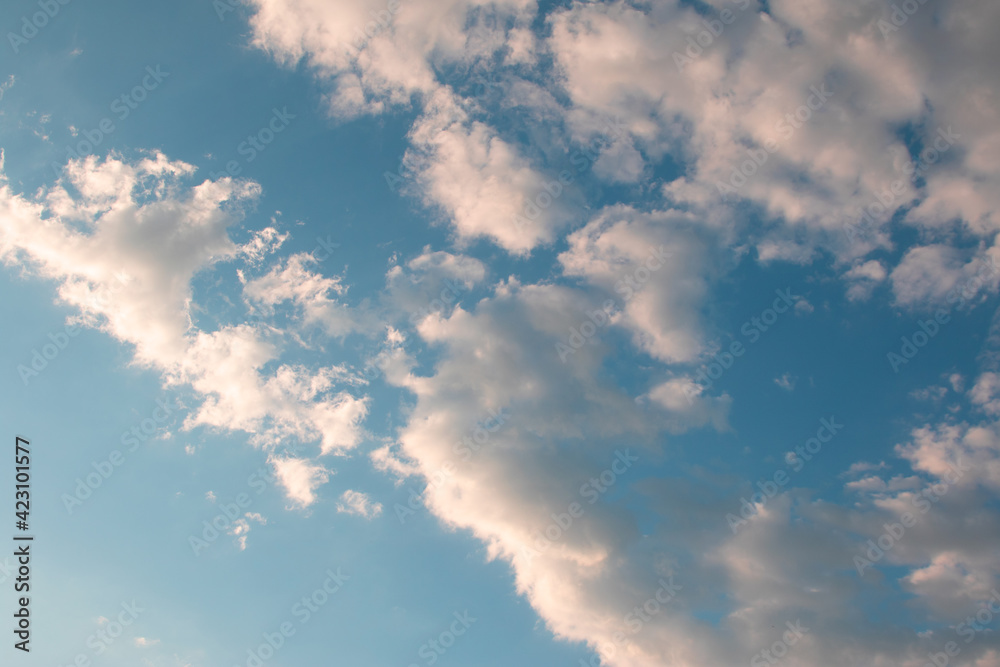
[
  {"x1": 271, "y1": 456, "x2": 332, "y2": 508},
  {"x1": 970, "y1": 372, "x2": 1000, "y2": 415},
  {"x1": 242, "y1": 253, "x2": 365, "y2": 338},
  {"x1": 844, "y1": 417, "x2": 1000, "y2": 622},
  {"x1": 559, "y1": 206, "x2": 707, "y2": 364},
  {"x1": 240, "y1": 225, "x2": 289, "y2": 265},
  {"x1": 889, "y1": 245, "x2": 997, "y2": 308},
  {"x1": 910, "y1": 385, "x2": 948, "y2": 402},
  {"x1": 385, "y1": 247, "x2": 486, "y2": 323},
  {"x1": 841, "y1": 460, "x2": 888, "y2": 477},
  {"x1": 229, "y1": 1, "x2": 1000, "y2": 662},
  {"x1": 0, "y1": 152, "x2": 369, "y2": 504},
  {"x1": 402, "y1": 88, "x2": 575, "y2": 254},
  {"x1": 844, "y1": 260, "x2": 887, "y2": 302},
  {"x1": 228, "y1": 511, "x2": 268, "y2": 551},
  {"x1": 773, "y1": 373, "x2": 796, "y2": 391},
  {"x1": 644, "y1": 378, "x2": 730, "y2": 433},
  {"x1": 246, "y1": 0, "x2": 538, "y2": 117},
  {"x1": 16, "y1": 1, "x2": 1000, "y2": 664},
  {"x1": 371, "y1": 275, "x2": 762, "y2": 666},
  {"x1": 896, "y1": 422, "x2": 1000, "y2": 492},
  {"x1": 336, "y1": 490, "x2": 383, "y2": 519}
]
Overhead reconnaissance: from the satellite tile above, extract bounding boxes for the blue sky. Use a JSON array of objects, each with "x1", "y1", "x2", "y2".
[{"x1": 2, "y1": 0, "x2": 1000, "y2": 666}]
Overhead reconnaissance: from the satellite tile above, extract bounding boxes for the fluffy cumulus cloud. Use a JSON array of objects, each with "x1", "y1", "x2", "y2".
[
  {"x1": 840, "y1": 415, "x2": 1000, "y2": 626},
  {"x1": 8, "y1": 0, "x2": 1000, "y2": 663},
  {"x1": 0, "y1": 151, "x2": 367, "y2": 504},
  {"x1": 367, "y1": 280, "x2": 1000, "y2": 664},
  {"x1": 244, "y1": 0, "x2": 1000, "y2": 262},
  {"x1": 371, "y1": 278, "x2": 736, "y2": 665},
  {"x1": 229, "y1": 0, "x2": 1000, "y2": 664},
  {"x1": 246, "y1": 0, "x2": 562, "y2": 253},
  {"x1": 890, "y1": 244, "x2": 1000, "y2": 308},
  {"x1": 402, "y1": 88, "x2": 577, "y2": 253},
  {"x1": 242, "y1": 252, "x2": 364, "y2": 338},
  {"x1": 558, "y1": 205, "x2": 711, "y2": 364},
  {"x1": 245, "y1": 0, "x2": 537, "y2": 116},
  {"x1": 271, "y1": 456, "x2": 333, "y2": 508},
  {"x1": 546, "y1": 0, "x2": 1000, "y2": 263},
  {"x1": 844, "y1": 259, "x2": 887, "y2": 301},
  {"x1": 384, "y1": 246, "x2": 486, "y2": 323}
]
